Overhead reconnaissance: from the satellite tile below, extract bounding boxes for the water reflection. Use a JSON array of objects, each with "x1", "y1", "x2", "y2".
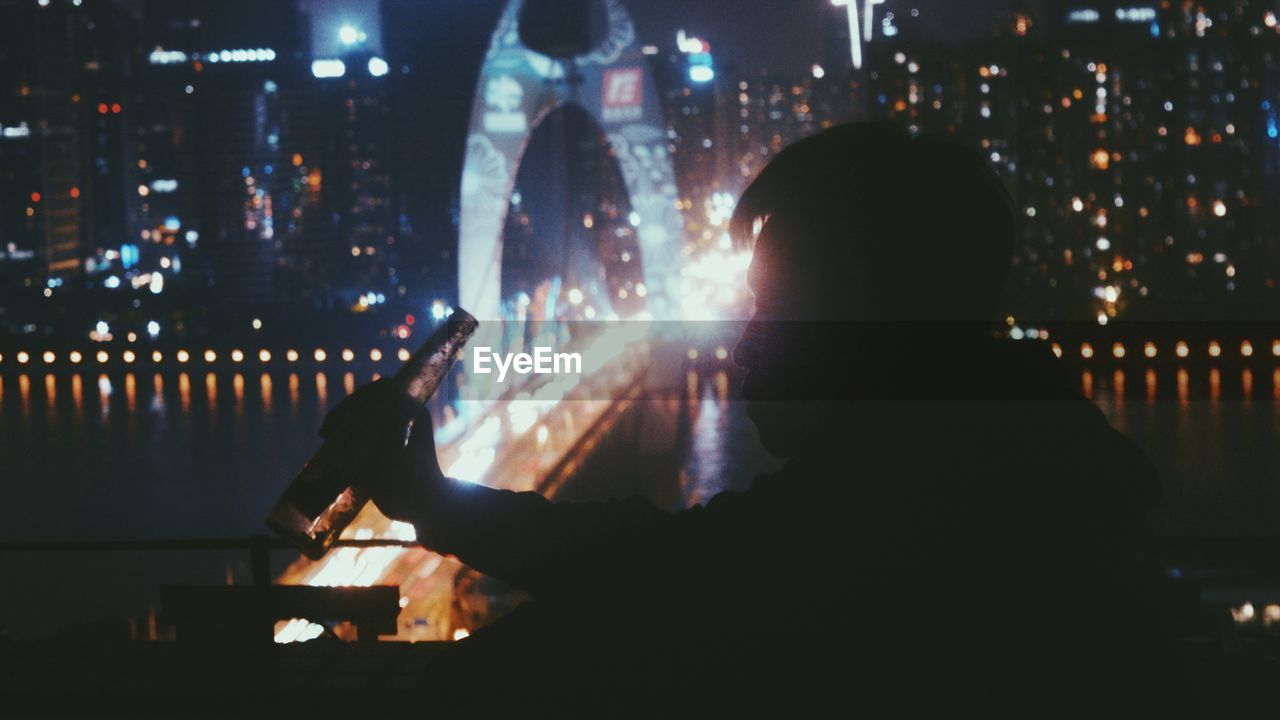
[
  {"x1": 206, "y1": 373, "x2": 217, "y2": 412},
  {"x1": 261, "y1": 374, "x2": 273, "y2": 413},
  {"x1": 2, "y1": 362, "x2": 1279, "y2": 641},
  {"x1": 179, "y1": 372, "x2": 191, "y2": 412},
  {"x1": 125, "y1": 373, "x2": 137, "y2": 414},
  {"x1": 71, "y1": 374, "x2": 83, "y2": 418},
  {"x1": 5, "y1": 366, "x2": 1279, "y2": 424},
  {"x1": 680, "y1": 369, "x2": 772, "y2": 507},
  {"x1": 97, "y1": 375, "x2": 111, "y2": 420},
  {"x1": 152, "y1": 374, "x2": 165, "y2": 415},
  {"x1": 233, "y1": 373, "x2": 245, "y2": 412}
]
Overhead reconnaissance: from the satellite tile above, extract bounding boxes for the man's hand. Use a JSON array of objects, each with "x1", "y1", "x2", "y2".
[{"x1": 320, "y1": 379, "x2": 449, "y2": 525}]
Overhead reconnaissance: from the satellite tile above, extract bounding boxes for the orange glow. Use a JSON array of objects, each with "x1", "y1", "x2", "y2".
[
  {"x1": 1080, "y1": 343, "x2": 1094, "y2": 359},
  {"x1": 1090, "y1": 149, "x2": 1110, "y2": 170}
]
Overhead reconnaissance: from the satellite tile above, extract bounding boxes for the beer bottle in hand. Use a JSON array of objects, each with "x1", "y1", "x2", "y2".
[{"x1": 266, "y1": 309, "x2": 478, "y2": 560}]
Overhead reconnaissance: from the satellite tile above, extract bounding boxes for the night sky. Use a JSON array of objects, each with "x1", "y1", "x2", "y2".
[
  {"x1": 299, "y1": 0, "x2": 1051, "y2": 75},
  {"x1": 626, "y1": 0, "x2": 1049, "y2": 75}
]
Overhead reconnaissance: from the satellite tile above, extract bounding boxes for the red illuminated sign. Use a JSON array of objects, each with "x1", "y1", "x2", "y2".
[{"x1": 602, "y1": 68, "x2": 643, "y2": 122}]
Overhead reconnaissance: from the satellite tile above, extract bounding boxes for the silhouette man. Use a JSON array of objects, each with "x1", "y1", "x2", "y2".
[{"x1": 336, "y1": 123, "x2": 1180, "y2": 717}]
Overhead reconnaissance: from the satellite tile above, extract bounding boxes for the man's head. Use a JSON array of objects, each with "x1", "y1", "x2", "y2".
[{"x1": 730, "y1": 123, "x2": 1017, "y2": 457}]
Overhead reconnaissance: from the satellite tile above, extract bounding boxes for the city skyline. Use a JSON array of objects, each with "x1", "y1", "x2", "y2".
[{"x1": 1, "y1": 0, "x2": 1279, "y2": 358}]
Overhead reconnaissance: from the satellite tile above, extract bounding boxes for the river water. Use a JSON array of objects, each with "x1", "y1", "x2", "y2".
[{"x1": 1, "y1": 364, "x2": 1276, "y2": 638}]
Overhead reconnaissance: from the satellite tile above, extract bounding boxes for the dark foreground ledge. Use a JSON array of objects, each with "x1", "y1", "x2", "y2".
[
  {"x1": 3, "y1": 634, "x2": 1279, "y2": 718},
  {"x1": 1, "y1": 637, "x2": 456, "y2": 718}
]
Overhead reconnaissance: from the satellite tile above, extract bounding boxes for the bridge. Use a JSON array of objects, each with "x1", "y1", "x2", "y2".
[{"x1": 269, "y1": 0, "x2": 743, "y2": 643}]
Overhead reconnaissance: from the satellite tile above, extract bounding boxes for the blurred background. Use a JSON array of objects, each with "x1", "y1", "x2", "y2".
[{"x1": 0, "y1": 0, "x2": 1277, "y2": 677}]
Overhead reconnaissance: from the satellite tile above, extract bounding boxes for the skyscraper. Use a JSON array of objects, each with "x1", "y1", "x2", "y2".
[
  {"x1": 0, "y1": 0, "x2": 137, "y2": 286},
  {"x1": 138, "y1": 0, "x2": 310, "y2": 307}
]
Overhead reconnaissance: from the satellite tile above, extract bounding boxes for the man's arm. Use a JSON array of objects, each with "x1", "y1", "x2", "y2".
[
  {"x1": 330, "y1": 379, "x2": 757, "y2": 600},
  {"x1": 409, "y1": 478, "x2": 754, "y2": 600}
]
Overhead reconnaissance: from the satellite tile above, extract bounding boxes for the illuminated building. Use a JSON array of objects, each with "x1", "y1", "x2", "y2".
[
  {"x1": 653, "y1": 30, "x2": 730, "y2": 244},
  {"x1": 309, "y1": 37, "x2": 400, "y2": 310},
  {"x1": 0, "y1": 0, "x2": 137, "y2": 284},
  {"x1": 136, "y1": 0, "x2": 309, "y2": 307},
  {"x1": 855, "y1": 0, "x2": 1280, "y2": 322}
]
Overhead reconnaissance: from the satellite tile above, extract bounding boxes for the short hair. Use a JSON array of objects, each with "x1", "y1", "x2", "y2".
[{"x1": 730, "y1": 122, "x2": 1016, "y2": 322}]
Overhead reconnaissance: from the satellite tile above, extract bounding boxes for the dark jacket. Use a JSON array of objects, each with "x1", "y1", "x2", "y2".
[{"x1": 411, "y1": 344, "x2": 1180, "y2": 717}]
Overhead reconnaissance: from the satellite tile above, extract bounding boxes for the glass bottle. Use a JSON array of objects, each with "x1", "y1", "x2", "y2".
[{"x1": 266, "y1": 309, "x2": 478, "y2": 559}]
